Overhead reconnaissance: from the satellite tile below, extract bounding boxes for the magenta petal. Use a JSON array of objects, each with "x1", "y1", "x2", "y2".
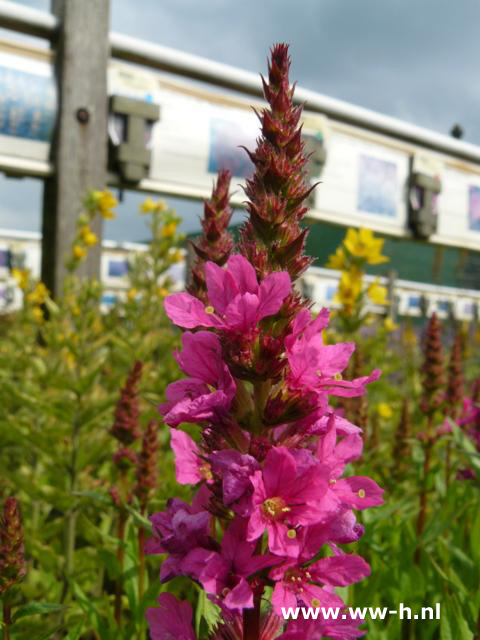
[
  {"x1": 170, "y1": 429, "x2": 202, "y2": 485},
  {"x1": 272, "y1": 582, "x2": 297, "y2": 616},
  {"x1": 262, "y1": 447, "x2": 297, "y2": 496},
  {"x1": 176, "y1": 331, "x2": 224, "y2": 383},
  {"x1": 315, "y1": 342, "x2": 355, "y2": 376},
  {"x1": 205, "y1": 261, "x2": 239, "y2": 313},
  {"x1": 257, "y1": 271, "x2": 292, "y2": 320},
  {"x1": 225, "y1": 292, "x2": 260, "y2": 331},
  {"x1": 334, "y1": 476, "x2": 384, "y2": 509},
  {"x1": 246, "y1": 505, "x2": 266, "y2": 542},
  {"x1": 146, "y1": 593, "x2": 195, "y2": 640},
  {"x1": 224, "y1": 576, "x2": 254, "y2": 610},
  {"x1": 226, "y1": 254, "x2": 259, "y2": 294},
  {"x1": 164, "y1": 292, "x2": 223, "y2": 329},
  {"x1": 312, "y1": 554, "x2": 370, "y2": 587}
]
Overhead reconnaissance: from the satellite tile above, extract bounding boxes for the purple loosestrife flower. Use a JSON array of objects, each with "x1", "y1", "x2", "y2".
[
  {"x1": 164, "y1": 254, "x2": 291, "y2": 333},
  {"x1": 247, "y1": 446, "x2": 331, "y2": 557},
  {"x1": 210, "y1": 449, "x2": 260, "y2": 515},
  {"x1": 286, "y1": 309, "x2": 381, "y2": 400},
  {"x1": 159, "y1": 331, "x2": 236, "y2": 426},
  {"x1": 146, "y1": 593, "x2": 196, "y2": 640},
  {"x1": 188, "y1": 519, "x2": 277, "y2": 610},
  {"x1": 270, "y1": 553, "x2": 370, "y2": 614},
  {"x1": 144, "y1": 486, "x2": 214, "y2": 582},
  {"x1": 148, "y1": 43, "x2": 383, "y2": 640}
]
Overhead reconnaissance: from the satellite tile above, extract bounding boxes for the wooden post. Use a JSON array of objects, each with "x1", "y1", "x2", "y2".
[{"x1": 41, "y1": 0, "x2": 110, "y2": 297}]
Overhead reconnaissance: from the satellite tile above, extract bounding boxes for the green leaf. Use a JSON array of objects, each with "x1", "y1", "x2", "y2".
[
  {"x1": 12, "y1": 602, "x2": 65, "y2": 623},
  {"x1": 195, "y1": 587, "x2": 220, "y2": 636}
]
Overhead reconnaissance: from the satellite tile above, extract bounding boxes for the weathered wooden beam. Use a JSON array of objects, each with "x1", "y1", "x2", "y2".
[{"x1": 41, "y1": 0, "x2": 110, "y2": 296}]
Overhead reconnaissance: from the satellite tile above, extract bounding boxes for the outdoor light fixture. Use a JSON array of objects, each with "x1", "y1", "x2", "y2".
[{"x1": 108, "y1": 95, "x2": 160, "y2": 183}]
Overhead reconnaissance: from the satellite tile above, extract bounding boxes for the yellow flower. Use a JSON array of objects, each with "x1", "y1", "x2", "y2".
[
  {"x1": 80, "y1": 226, "x2": 98, "y2": 246},
  {"x1": 157, "y1": 287, "x2": 169, "y2": 297},
  {"x1": 376, "y1": 402, "x2": 393, "y2": 419},
  {"x1": 27, "y1": 282, "x2": 49, "y2": 305},
  {"x1": 12, "y1": 267, "x2": 29, "y2": 290},
  {"x1": 384, "y1": 316, "x2": 399, "y2": 332},
  {"x1": 162, "y1": 221, "x2": 178, "y2": 238},
  {"x1": 127, "y1": 288, "x2": 138, "y2": 301},
  {"x1": 140, "y1": 197, "x2": 167, "y2": 214},
  {"x1": 403, "y1": 323, "x2": 417, "y2": 347},
  {"x1": 326, "y1": 246, "x2": 347, "y2": 270},
  {"x1": 32, "y1": 305, "x2": 44, "y2": 323},
  {"x1": 335, "y1": 270, "x2": 362, "y2": 310},
  {"x1": 367, "y1": 281, "x2": 388, "y2": 305},
  {"x1": 170, "y1": 250, "x2": 183, "y2": 263},
  {"x1": 344, "y1": 228, "x2": 388, "y2": 265},
  {"x1": 92, "y1": 189, "x2": 117, "y2": 219},
  {"x1": 73, "y1": 245, "x2": 87, "y2": 260}
]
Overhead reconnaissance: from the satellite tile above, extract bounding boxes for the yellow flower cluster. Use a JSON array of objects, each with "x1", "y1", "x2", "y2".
[
  {"x1": 11, "y1": 267, "x2": 29, "y2": 291},
  {"x1": 140, "y1": 197, "x2": 167, "y2": 215},
  {"x1": 91, "y1": 189, "x2": 118, "y2": 219},
  {"x1": 328, "y1": 227, "x2": 389, "y2": 319},
  {"x1": 343, "y1": 228, "x2": 388, "y2": 265},
  {"x1": 80, "y1": 225, "x2": 98, "y2": 247},
  {"x1": 162, "y1": 221, "x2": 178, "y2": 238},
  {"x1": 26, "y1": 282, "x2": 49, "y2": 323}
]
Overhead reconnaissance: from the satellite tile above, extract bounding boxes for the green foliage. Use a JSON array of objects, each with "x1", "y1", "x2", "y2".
[{"x1": 0, "y1": 194, "x2": 190, "y2": 638}]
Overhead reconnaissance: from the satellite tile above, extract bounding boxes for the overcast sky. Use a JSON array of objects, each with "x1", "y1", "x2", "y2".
[{"x1": 2, "y1": 0, "x2": 479, "y2": 241}]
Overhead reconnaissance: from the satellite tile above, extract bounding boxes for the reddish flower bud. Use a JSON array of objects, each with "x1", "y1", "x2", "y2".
[
  {"x1": 113, "y1": 447, "x2": 138, "y2": 470},
  {"x1": 0, "y1": 497, "x2": 26, "y2": 595},
  {"x1": 420, "y1": 314, "x2": 445, "y2": 415},
  {"x1": 188, "y1": 170, "x2": 234, "y2": 302},
  {"x1": 110, "y1": 361, "x2": 142, "y2": 444},
  {"x1": 135, "y1": 420, "x2": 159, "y2": 510},
  {"x1": 238, "y1": 43, "x2": 314, "y2": 282}
]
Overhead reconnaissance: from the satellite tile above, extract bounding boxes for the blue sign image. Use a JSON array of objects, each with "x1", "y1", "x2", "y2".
[{"x1": 0, "y1": 66, "x2": 56, "y2": 141}]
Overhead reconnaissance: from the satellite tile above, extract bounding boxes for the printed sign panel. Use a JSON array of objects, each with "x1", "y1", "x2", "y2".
[
  {"x1": 468, "y1": 185, "x2": 480, "y2": 231},
  {"x1": 207, "y1": 116, "x2": 256, "y2": 179},
  {"x1": 357, "y1": 154, "x2": 397, "y2": 217},
  {"x1": 0, "y1": 65, "x2": 55, "y2": 141}
]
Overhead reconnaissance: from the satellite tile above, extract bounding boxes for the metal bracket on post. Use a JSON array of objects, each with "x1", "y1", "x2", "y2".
[
  {"x1": 408, "y1": 171, "x2": 441, "y2": 239},
  {"x1": 108, "y1": 96, "x2": 160, "y2": 183},
  {"x1": 303, "y1": 133, "x2": 326, "y2": 208}
]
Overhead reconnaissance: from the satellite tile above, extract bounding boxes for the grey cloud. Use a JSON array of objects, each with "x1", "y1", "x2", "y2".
[{"x1": 3, "y1": 0, "x2": 480, "y2": 240}]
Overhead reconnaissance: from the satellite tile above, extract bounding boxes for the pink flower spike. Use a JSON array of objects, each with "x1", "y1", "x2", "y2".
[{"x1": 146, "y1": 593, "x2": 196, "y2": 640}]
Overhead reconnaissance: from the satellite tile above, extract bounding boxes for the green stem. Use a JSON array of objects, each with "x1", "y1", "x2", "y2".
[
  {"x1": 138, "y1": 524, "x2": 145, "y2": 602},
  {"x1": 114, "y1": 509, "x2": 127, "y2": 627},
  {"x1": 415, "y1": 417, "x2": 433, "y2": 565},
  {"x1": 3, "y1": 598, "x2": 11, "y2": 640}
]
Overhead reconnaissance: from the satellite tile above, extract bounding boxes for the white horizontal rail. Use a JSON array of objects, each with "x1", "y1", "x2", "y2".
[
  {"x1": 0, "y1": 0, "x2": 56, "y2": 38},
  {"x1": 1, "y1": 1, "x2": 480, "y2": 165}
]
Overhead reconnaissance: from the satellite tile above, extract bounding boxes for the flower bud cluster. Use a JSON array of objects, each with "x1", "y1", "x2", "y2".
[{"x1": 0, "y1": 497, "x2": 26, "y2": 595}]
